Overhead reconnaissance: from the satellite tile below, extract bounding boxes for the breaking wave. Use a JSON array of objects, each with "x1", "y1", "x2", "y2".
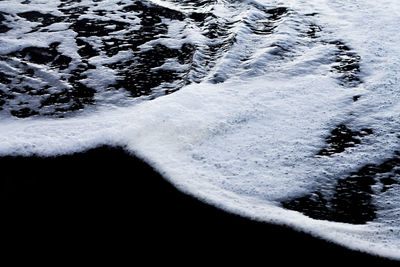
[{"x1": 0, "y1": 0, "x2": 400, "y2": 260}]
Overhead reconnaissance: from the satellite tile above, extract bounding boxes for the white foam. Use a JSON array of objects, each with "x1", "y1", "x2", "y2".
[{"x1": 1, "y1": 0, "x2": 400, "y2": 260}]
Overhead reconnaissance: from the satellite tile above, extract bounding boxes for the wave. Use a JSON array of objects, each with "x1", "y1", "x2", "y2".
[{"x1": 0, "y1": 0, "x2": 399, "y2": 260}]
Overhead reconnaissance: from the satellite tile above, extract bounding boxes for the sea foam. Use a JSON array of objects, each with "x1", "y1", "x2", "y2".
[{"x1": 0, "y1": 0, "x2": 399, "y2": 259}]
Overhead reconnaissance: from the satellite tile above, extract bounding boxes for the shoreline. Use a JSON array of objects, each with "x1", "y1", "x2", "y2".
[{"x1": 1, "y1": 145, "x2": 398, "y2": 264}]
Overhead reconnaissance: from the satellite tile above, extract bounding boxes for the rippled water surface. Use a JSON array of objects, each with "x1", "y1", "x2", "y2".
[{"x1": 0, "y1": 0, "x2": 400, "y2": 260}]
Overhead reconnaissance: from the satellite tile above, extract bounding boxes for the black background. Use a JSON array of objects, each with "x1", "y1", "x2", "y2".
[{"x1": 1, "y1": 146, "x2": 398, "y2": 265}]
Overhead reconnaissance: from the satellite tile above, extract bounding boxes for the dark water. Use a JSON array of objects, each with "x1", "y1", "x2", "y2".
[
  {"x1": 1, "y1": 145, "x2": 398, "y2": 265},
  {"x1": 1, "y1": 0, "x2": 362, "y2": 116},
  {"x1": 1, "y1": 0, "x2": 310, "y2": 118}
]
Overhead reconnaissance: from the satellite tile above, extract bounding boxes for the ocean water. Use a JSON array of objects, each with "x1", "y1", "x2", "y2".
[{"x1": 0, "y1": 0, "x2": 399, "y2": 259}]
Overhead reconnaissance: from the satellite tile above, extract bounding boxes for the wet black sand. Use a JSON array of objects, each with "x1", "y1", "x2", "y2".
[{"x1": 1, "y1": 145, "x2": 398, "y2": 265}]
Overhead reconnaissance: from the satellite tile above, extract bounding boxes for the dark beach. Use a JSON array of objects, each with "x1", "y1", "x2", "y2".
[{"x1": 1, "y1": 145, "x2": 398, "y2": 265}]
